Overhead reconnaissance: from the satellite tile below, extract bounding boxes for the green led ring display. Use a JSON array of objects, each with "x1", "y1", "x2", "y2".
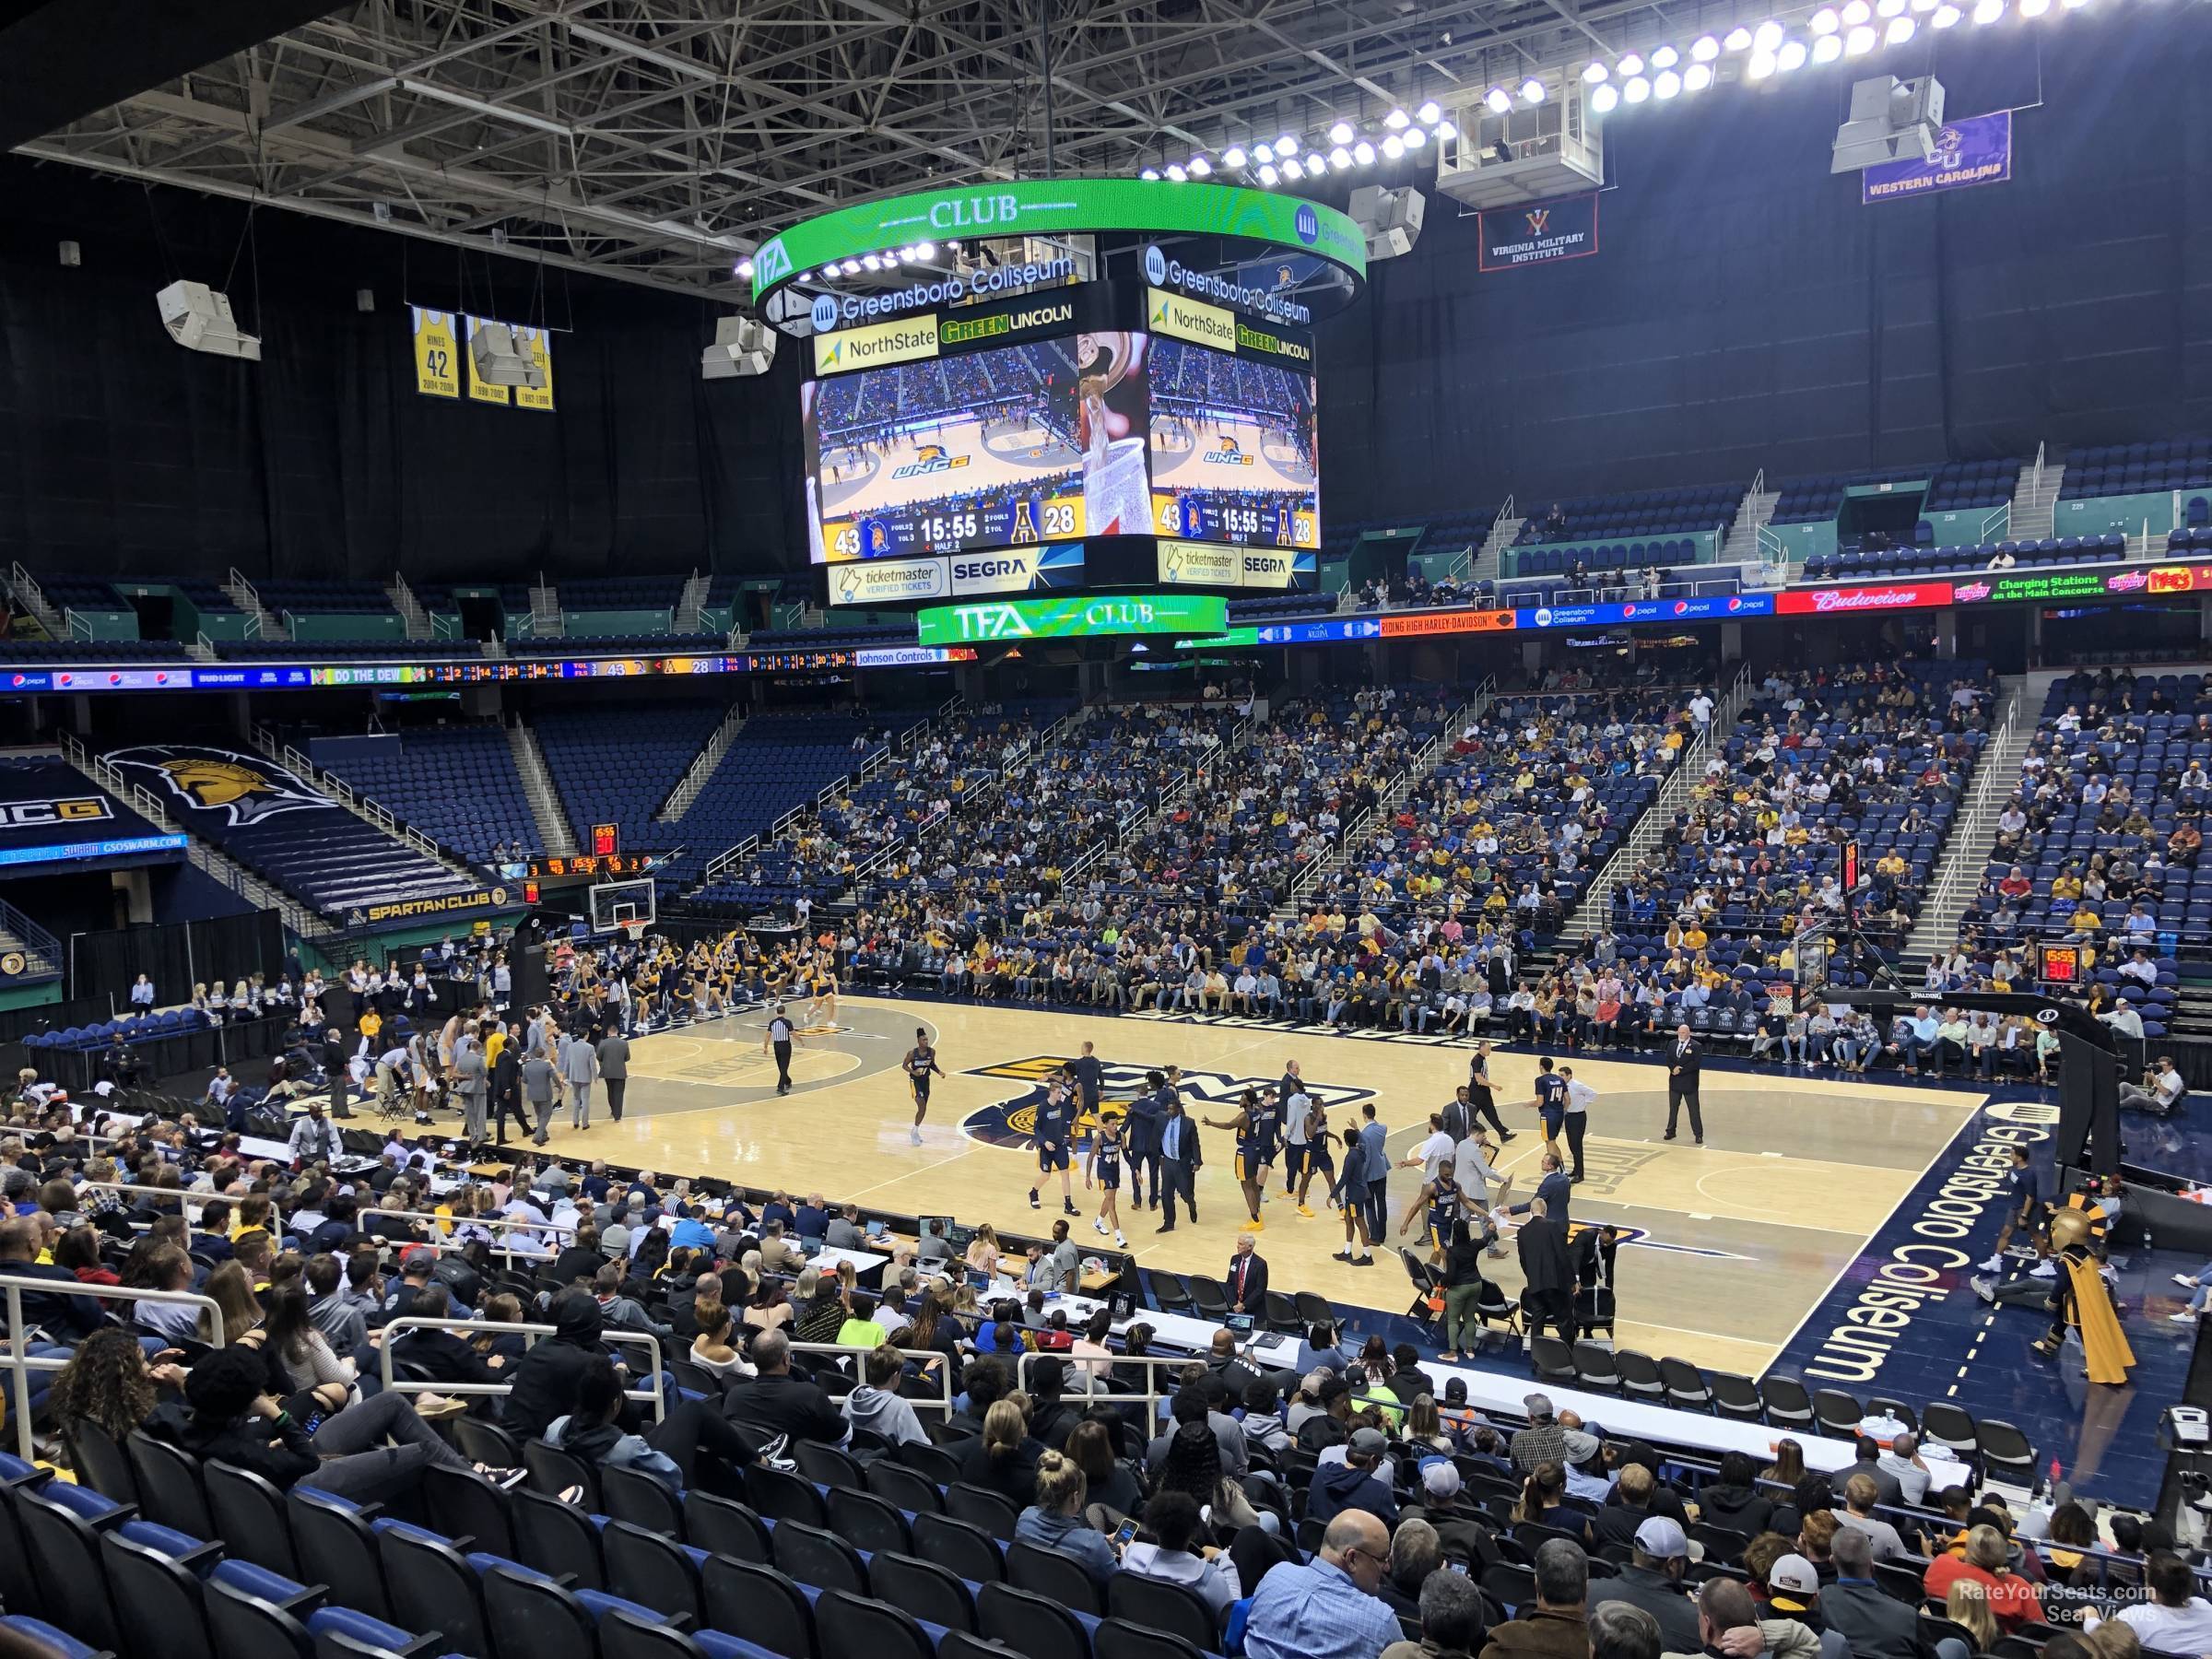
[{"x1": 750, "y1": 179, "x2": 1364, "y2": 307}]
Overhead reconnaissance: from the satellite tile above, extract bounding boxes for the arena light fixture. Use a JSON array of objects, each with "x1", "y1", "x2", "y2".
[
  {"x1": 915, "y1": 241, "x2": 935, "y2": 260},
  {"x1": 1754, "y1": 19, "x2": 1787, "y2": 48},
  {"x1": 1381, "y1": 133, "x2": 1406, "y2": 159},
  {"x1": 2018, "y1": 0, "x2": 2049, "y2": 13},
  {"x1": 1618, "y1": 52, "x2": 1645, "y2": 73},
  {"x1": 1352, "y1": 139, "x2": 1376, "y2": 165},
  {"x1": 1583, "y1": 60, "x2": 1610, "y2": 82},
  {"x1": 1256, "y1": 163, "x2": 1279, "y2": 185},
  {"x1": 1593, "y1": 82, "x2": 1622, "y2": 110},
  {"x1": 860, "y1": 253, "x2": 881, "y2": 269},
  {"x1": 1276, "y1": 131, "x2": 1299, "y2": 155},
  {"x1": 1140, "y1": 167, "x2": 1160, "y2": 180},
  {"x1": 1281, "y1": 157, "x2": 1305, "y2": 180},
  {"x1": 1653, "y1": 69, "x2": 1683, "y2": 97},
  {"x1": 1811, "y1": 31, "x2": 1845, "y2": 59},
  {"x1": 1877, "y1": 0, "x2": 1907, "y2": 14},
  {"x1": 1416, "y1": 99, "x2": 1442, "y2": 124},
  {"x1": 735, "y1": 257, "x2": 755, "y2": 279},
  {"x1": 1810, "y1": 7, "x2": 1841, "y2": 29},
  {"x1": 1844, "y1": 22, "x2": 1877, "y2": 50},
  {"x1": 1748, "y1": 48, "x2": 1779, "y2": 76},
  {"x1": 1691, "y1": 34, "x2": 1723, "y2": 59},
  {"x1": 1188, "y1": 154, "x2": 1213, "y2": 177},
  {"x1": 1165, "y1": 163, "x2": 1187, "y2": 181},
  {"x1": 1520, "y1": 78, "x2": 1547, "y2": 103},
  {"x1": 1435, "y1": 115, "x2": 1458, "y2": 136},
  {"x1": 1303, "y1": 150, "x2": 1327, "y2": 173},
  {"x1": 1330, "y1": 145, "x2": 1353, "y2": 169},
  {"x1": 1778, "y1": 38, "x2": 1811, "y2": 66},
  {"x1": 1886, "y1": 14, "x2": 1917, "y2": 39},
  {"x1": 1841, "y1": 0, "x2": 1872, "y2": 21},
  {"x1": 1724, "y1": 24, "x2": 1754, "y2": 48},
  {"x1": 1972, "y1": 0, "x2": 2005, "y2": 20},
  {"x1": 1384, "y1": 107, "x2": 1411, "y2": 128},
  {"x1": 841, "y1": 258, "x2": 863, "y2": 275},
  {"x1": 1651, "y1": 43, "x2": 1680, "y2": 66},
  {"x1": 1486, "y1": 85, "x2": 1512, "y2": 113},
  {"x1": 1222, "y1": 144, "x2": 1248, "y2": 168},
  {"x1": 1932, "y1": 3, "x2": 1961, "y2": 20},
  {"x1": 1327, "y1": 121, "x2": 1355, "y2": 146},
  {"x1": 1686, "y1": 62, "x2": 1716, "y2": 88},
  {"x1": 1402, "y1": 124, "x2": 1427, "y2": 147},
  {"x1": 1623, "y1": 74, "x2": 1652, "y2": 100}
]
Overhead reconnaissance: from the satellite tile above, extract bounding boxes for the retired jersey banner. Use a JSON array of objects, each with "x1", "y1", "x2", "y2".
[
  {"x1": 1863, "y1": 112, "x2": 2011, "y2": 204},
  {"x1": 1477, "y1": 193, "x2": 1599, "y2": 273},
  {"x1": 410, "y1": 307, "x2": 461, "y2": 398}
]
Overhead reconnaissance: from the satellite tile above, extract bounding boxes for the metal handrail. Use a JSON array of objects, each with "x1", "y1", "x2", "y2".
[
  {"x1": 0, "y1": 1277, "x2": 223, "y2": 1460},
  {"x1": 81, "y1": 1182, "x2": 578, "y2": 1265},
  {"x1": 1908, "y1": 681, "x2": 2025, "y2": 953},
  {"x1": 379, "y1": 1314, "x2": 666, "y2": 1421},
  {"x1": 787, "y1": 1340, "x2": 958, "y2": 1418},
  {"x1": 1014, "y1": 1347, "x2": 1197, "y2": 1427}
]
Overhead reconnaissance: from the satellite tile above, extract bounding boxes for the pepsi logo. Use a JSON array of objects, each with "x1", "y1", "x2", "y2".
[
  {"x1": 1726, "y1": 596, "x2": 1744, "y2": 612},
  {"x1": 56, "y1": 675, "x2": 73, "y2": 688},
  {"x1": 1673, "y1": 600, "x2": 1689, "y2": 616}
]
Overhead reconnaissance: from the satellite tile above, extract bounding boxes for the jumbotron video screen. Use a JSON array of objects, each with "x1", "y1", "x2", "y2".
[
  {"x1": 1147, "y1": 337, "x2": 1320, "y2": 548},
  {"x1": 804, "y1": 332, "x2": 1152, "y2": 560}
]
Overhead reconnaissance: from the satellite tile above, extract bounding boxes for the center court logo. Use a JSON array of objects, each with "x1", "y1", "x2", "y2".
[
  {"x1": 1143, "y1": 243, "x2": 1168, "y2": 286},
  {"x1": 958, "y1": 1056, "x2": 1372, "y2": 1149},
  {"x1": 810, "y1": 294, "x2": 839, "y2": 332},
  {"x1": 1294, "y1": 204, "x2": 1320, "y2": 245},
  {"x1": 891, "y1": 444, "x2": 971, "y2": 478},
  {"x1": 1204, "y1": 435, "x2": 1253, "y2": 465}
]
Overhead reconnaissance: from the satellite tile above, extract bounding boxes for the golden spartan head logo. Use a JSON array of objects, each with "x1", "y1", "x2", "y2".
[
  {"x1": 1525, "y1": 208, "x2": 1550, "y2": 235},
  {"x1": 916, "y1": 443, "x2": 947, "y2": 464},
  {"x1": 1216, "y1": 435, "x2": 1241, "y2": 454},
  {"x1": 110, "y1": 746, "x2": 327, "y2": 826}
]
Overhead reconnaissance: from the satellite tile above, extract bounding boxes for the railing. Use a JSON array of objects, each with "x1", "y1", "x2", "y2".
[
  {"x1": 380, "y1": 1315, "x2": 667, "y2": 1422},
  {"x1": 657, "y1": 707, "x2": 748, "y2": 824},
  {"x1": 67, "y1": 610, "x2": 92, "y2": 641},
  {"x1": 1015, "y1": 1347, "x2": 1193, "y2": 1426},
  {"x1": 0, "y1": 893, "x2": 62, "y2": 976},
  {"x1": 790, "y1": 1340, "x2": 958, "y2": 1418},
  {"x1": 1976, "y1": 502, "x2": 2012, "y2": 544},
  {"x1": 82, "y1": 1182, "x2": 578, "y2": 1272},
  {"x1": 674, "y1": 571, "x2": 711, "y2": 635},
  {"x1": 1, "y1": 1277, "x2": 222, "y2": 1460},
  {"x1": 251, "y1": 725, "x2": 459, "y2": 871},
  {"x1": 1908, "y1": 680, "x2": 2025, "y2": 951},
  {"x1": 1569, "y1": 665, "x2": 1752, "y2": 940},
  {"x1": 60, "y1": 732, "x2": 320, "y2": 936},
  {"x1": 6, "y1": 563, "x2": 64, "y2": 638},
  {"x1": 226, "y1": 567, "x2": 283, "y2": 640}
]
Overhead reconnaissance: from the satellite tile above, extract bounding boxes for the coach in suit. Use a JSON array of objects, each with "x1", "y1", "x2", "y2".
[
  {"x1": 453, "y1": 1034, "x2": 488, "y2": 1144},
  {"x1": 1154, "y1": 1101, "x2": 1203, "y2": 1232},
  {"x1": 492, "y1": 1033, "x2": 531, "y2": 1145},
  {"x1": 597, "y1": 1029, "x2": 630, "y2": 1123},
  {"x1": 1124, "y1": 1071, "x2": 1170, "y2": 1210},
  {"x1": 1516, "y1": 1194, "x2": 1577, "y2": 1344},
  {"x1": 1665, "y1": 1024, "x2": 1704, "y2": 1145},
  {"x1": 1508, "y1": 1149, "x2": 1573, "y2": 1227},
  {"x1": 1227, "y1": 1232, "x2": 1269, "y2": 1313}
]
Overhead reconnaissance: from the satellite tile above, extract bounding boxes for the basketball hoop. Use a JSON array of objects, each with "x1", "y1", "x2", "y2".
[{"x1": 618, "y1": 920, "x2": 648, "y2": 947}]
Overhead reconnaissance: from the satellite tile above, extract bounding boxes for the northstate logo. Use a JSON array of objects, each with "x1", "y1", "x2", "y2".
[{"x1": 957, "y1": 1055, "x2": 1372, "y2": 1150}]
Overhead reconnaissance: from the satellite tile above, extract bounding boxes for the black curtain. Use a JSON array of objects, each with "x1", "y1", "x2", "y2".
[
  {"x1": 66, "y1": 910, "x2": 285, "y2": 1004},
  {"x1": 0, "y1": 158, "x2": 805, "y2": 583}
]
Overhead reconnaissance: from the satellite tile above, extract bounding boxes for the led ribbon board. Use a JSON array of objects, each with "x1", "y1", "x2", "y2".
[
  {"x1": 914, "y1": 592, "x2": 1228, "y2": 645},
  {"x1": 752, "y1": 181, "x2": 1365, "y2": 312}
]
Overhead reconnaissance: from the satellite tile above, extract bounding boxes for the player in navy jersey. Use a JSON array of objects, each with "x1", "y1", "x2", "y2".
[
  {"x1": 903, "y1": 1027, "x2": 945, "y2": 1146},
  {"x1": 1030, "y1": 1065, "x2": 1081, "y2": 1218},
  {"x1": 1085, "y1": 1115, "x2": 1126, "y2": 1246},
  {"x1": 1527, "y1": 1054, "x2": 1568, "y2": 1162},
  {"x1": 1203, "y1": 1087, "x2": 1280, "y2": 1232}
]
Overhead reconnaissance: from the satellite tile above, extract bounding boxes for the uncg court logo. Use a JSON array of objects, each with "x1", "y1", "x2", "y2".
[
  {"x1": 1204, "y1": 436, "x2": 1251, "y2": 465},
  {"x1": 957, "y1": 1055, "x2": 1373, "y2": 1150},
  {"x1": 108, "y1": 746, "x2": 327, "y2": 828},
  {"x1": 892, "y1": 445, "x2": 971, "y2": 478},
  {"x1": 1142, "y1": 244, "x2": 1169, "y2": 287},
  {"x1": 1294, "y1": 205, "x2": 1320, "y2": 246},
  {"x1": 810, "y1": 294, "x2": 839, "y2": 332}
]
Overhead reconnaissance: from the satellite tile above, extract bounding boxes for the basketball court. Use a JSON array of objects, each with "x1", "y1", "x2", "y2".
[
  {"x1": 818, "y1": 416, "x2": 1083, "y2": 519},
  {"x1": 1149, "y1": 415, "x2": 1317, "y2": 497},
  {"x1": 511, "y1": 992, "x2": 1983, "y2": 1381}
]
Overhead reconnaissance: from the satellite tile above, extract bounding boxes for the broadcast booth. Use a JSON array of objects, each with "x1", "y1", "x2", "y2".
[{"x1": 745, "y1": 180, "x2": 1371, "y2": 665}]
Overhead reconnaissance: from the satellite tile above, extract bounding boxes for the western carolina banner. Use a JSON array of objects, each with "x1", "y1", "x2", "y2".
[
  {"x1": 1863, "y1": 112, "x2": 2012, "y2": 204},
  {"x1": 1477, "y1": 193, "x2": 1600, "y2": 274}
]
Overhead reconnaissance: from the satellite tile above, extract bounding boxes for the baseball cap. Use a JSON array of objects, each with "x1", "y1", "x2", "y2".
[
  {"x1": 1350, "y1": 1427, "x2": 1389, "y2": 1457},
  {"x1": 1562, "y1": 1429, "x2": 1602, "y2": 1464},
  {"x1": 1524, "y1": 1392, "x2": 1554, "y2": 1418},
  {"x1": 1769, "y1": 1555, "x2": 1819, "y2": 1595},
  {"x1": 1443, "y1": 1378, "x2": 1468, "y2": 1405},
  {"x1": 1635, "y1": 1517, "x2": 1689, "y2": 1559},
  {"x1": 1420, "y1": 1459, "x2": 1463, "y2": 1499}
]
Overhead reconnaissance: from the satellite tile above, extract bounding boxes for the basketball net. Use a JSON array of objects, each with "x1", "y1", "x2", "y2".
[{"x1": 619, "y1": 920, "x2": 648, "y2": 947}]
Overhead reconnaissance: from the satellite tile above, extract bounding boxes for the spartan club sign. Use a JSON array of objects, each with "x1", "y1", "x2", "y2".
[{"x1": 1477, "y1": 193, "x2": 1599, "y2": 274}]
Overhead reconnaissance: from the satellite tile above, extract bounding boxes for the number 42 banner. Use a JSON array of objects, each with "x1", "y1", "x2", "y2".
[{"x1": 411, "y1": 307, "x2": 555, "y2": 410}]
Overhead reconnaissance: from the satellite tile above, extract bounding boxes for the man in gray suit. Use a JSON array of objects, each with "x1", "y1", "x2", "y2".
[
  {"x1": 521, "y1": 1049, "x2": 556, "y2": 1147},
  {"x1": 597, "y1": 1028, "x2": 631, "y2": 1123},
  {"x1": 562, "y1": 1024, "x2": 599, "y2": 1128},
  {"x1": 453, "y1": 1030, "x2": 488, "y2": 1143}
]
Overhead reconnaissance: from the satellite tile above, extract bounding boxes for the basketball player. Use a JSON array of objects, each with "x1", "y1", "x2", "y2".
[
  {"x1": 1204, "y1": 1087, "x2": 1280, "y2": 1232},
  {"x1": 903, "y1": 1026, "x2": 944, "y2": 1146},
  {"x1": 1526, "y1": 1054, "x2": 1568, "y2": 1160},
  {"x1": 1030, "y1": 1065, "x2": 1080, "y2": 1218},
  {"x1": 1085, "y1": 1114, "x2": 1127, "y2": 1246},
  {"x1": 763, "y1": 1004, "x2": 795, "y2": 1095},
  {"x1": 1293, "y1": 1088, "x2": 1335, "y2": 1215}
]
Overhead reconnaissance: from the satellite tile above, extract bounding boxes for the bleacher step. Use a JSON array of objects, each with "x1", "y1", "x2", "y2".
[{"x1": 507, "y1": 719, "x2": 579, "y2": 857}]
